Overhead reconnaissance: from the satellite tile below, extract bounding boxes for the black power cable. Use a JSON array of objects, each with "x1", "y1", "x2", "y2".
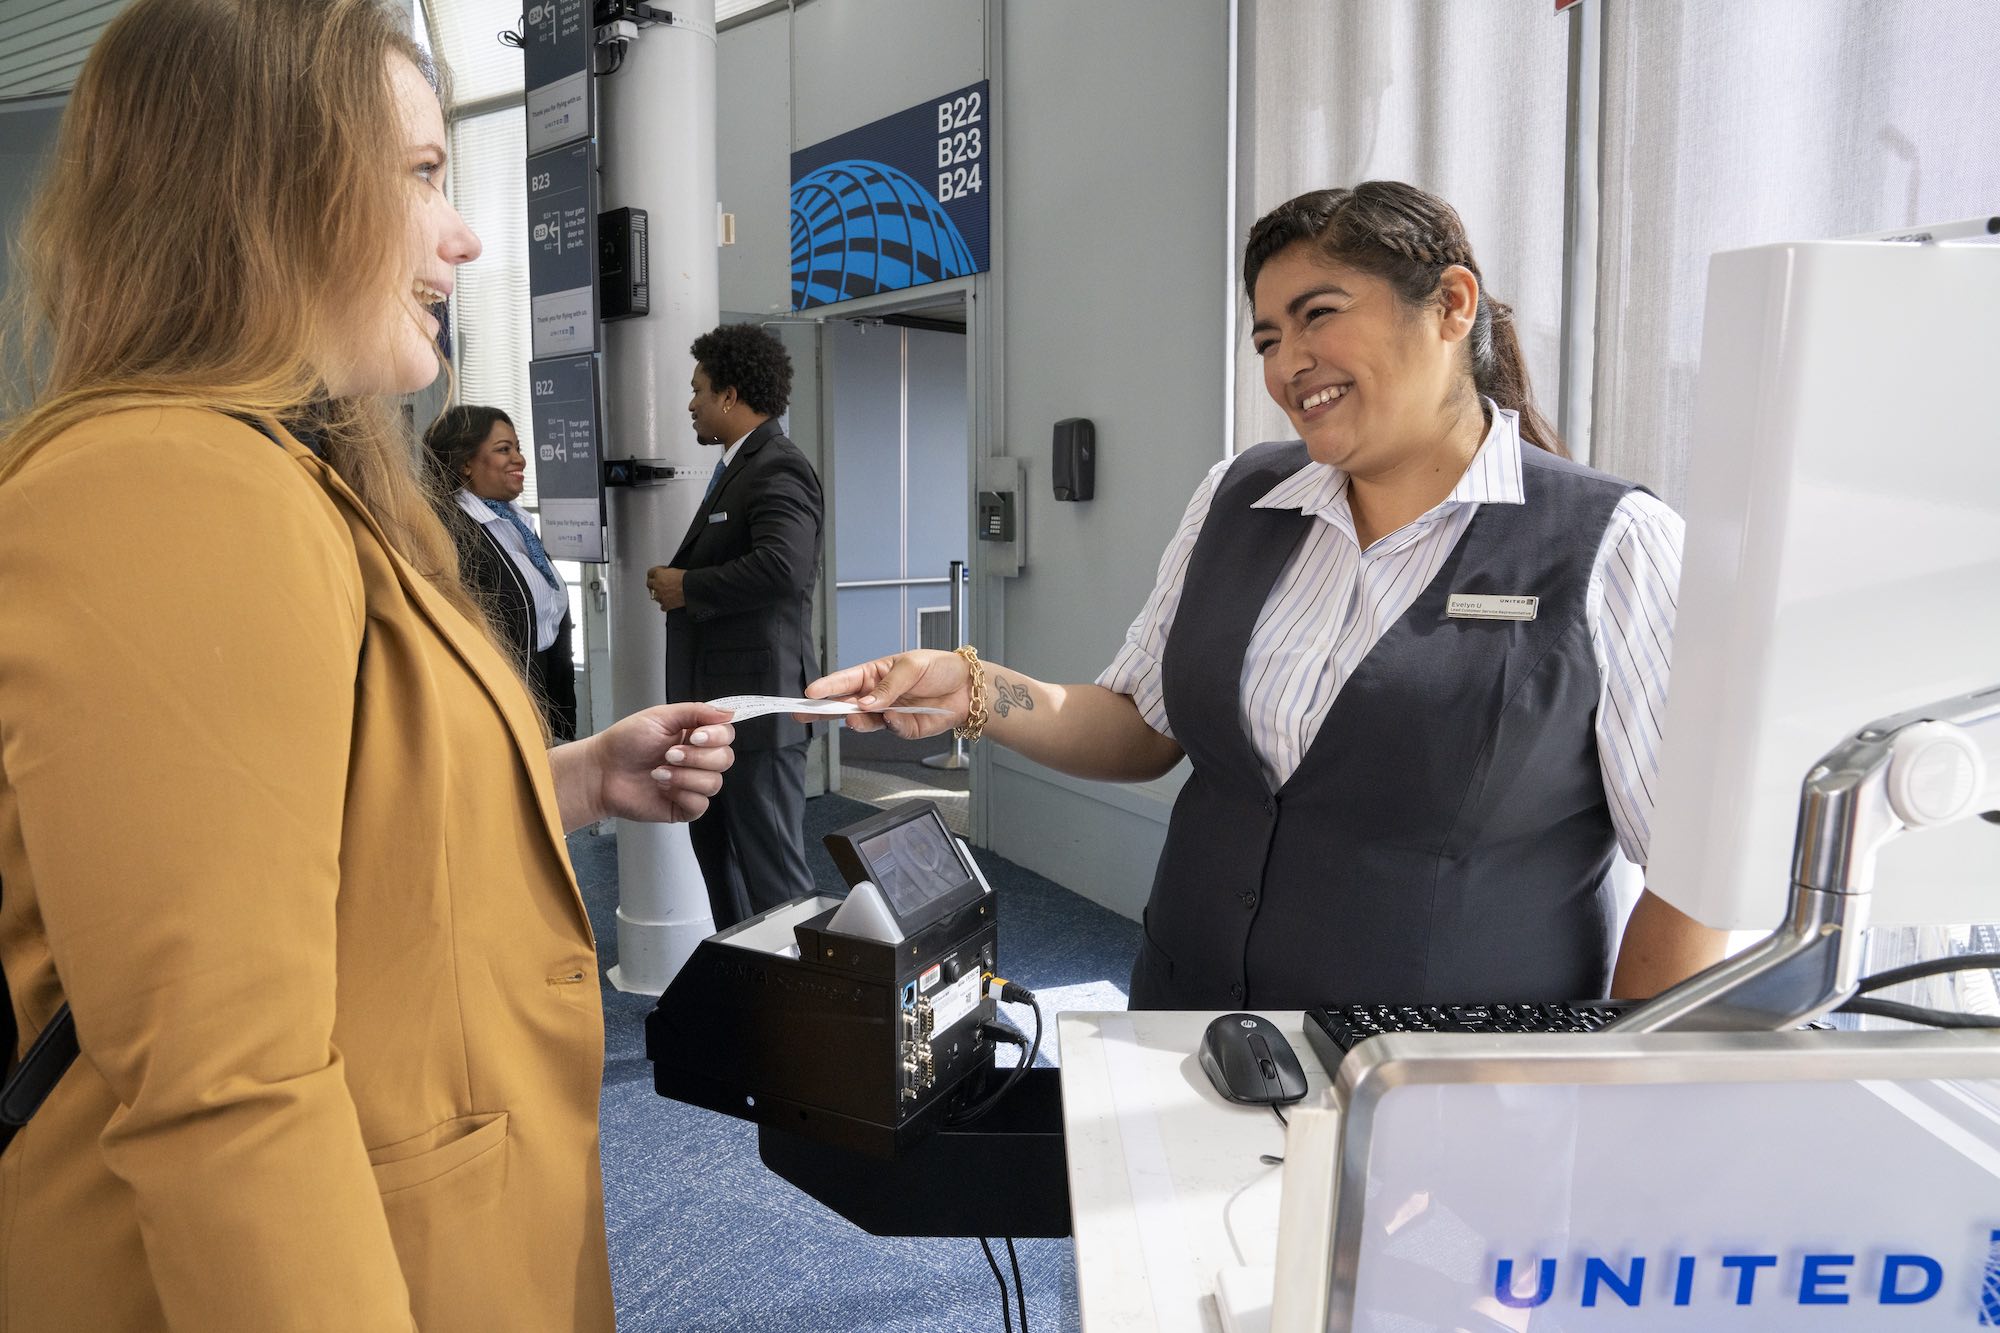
[
  {"x1": 1833, "y1": 952, "x2": 2000, "y2": 1029},
  {"x1": 962, "y1": 979, "x2": 1045, "y2": 1328},
  {"x1": 1004, "y1": 1237, "x2": 1029, "y2": 1332},
  {"x1": 977, "y1": 1237, "x2": 1015, "y2": 1333},
  {"x1": 946, "y1": 977, "x2": 1043, "y2": 1129},
  {"x1": 1851, "y1": 952, "x2": 2000, "y2": 995}
]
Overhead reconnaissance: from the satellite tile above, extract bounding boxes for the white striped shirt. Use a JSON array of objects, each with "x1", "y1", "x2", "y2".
[
  {"x1": 457, "y1": 489, "x2": 569, "y2": 652},
  {"x1": 1097, "y1": 408, "x2": 1682, "y2": 866}
]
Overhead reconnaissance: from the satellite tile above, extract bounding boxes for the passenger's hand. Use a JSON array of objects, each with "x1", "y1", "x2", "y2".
[
  {"x1": 587, "y1": 703, "x2": 735, "y2": 823},
  {"x1": 805, "y1": 650, "x2": 969, "y2": 739}
]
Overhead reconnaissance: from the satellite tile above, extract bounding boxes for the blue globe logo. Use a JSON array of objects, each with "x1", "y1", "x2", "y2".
[{"x1": 790, "y1": 160, "x2": 976, "y2": 310}]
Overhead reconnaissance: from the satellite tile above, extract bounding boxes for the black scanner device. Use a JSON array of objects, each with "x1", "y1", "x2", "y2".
[{"x1": 1198, "y1": 1012, "x2": 1308, "y2": 1106}]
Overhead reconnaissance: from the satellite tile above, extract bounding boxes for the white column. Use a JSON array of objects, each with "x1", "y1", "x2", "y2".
[{"x1": 598, "y1": 0, "x2": 719, "y2": 994}]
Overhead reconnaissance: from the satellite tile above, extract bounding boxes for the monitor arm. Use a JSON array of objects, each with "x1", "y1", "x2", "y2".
[{"x1": 1611, "y1": 683, "x2": 2000, "y2": 1033}]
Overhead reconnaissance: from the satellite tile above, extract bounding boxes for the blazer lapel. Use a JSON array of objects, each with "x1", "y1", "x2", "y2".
[
  {"x1": 672, "y1": 419, "x2": 780, "y2": 564},
  {"x1": 270, "y1": 425, "x2": 588, "y2": 936}
]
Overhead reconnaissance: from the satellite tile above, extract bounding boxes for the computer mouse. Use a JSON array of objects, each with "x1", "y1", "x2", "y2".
[{"x1": 1198, "y1": 1012, "x2": 1308, "y2": 1105}]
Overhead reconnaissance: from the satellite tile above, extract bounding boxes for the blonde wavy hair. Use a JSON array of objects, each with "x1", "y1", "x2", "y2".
[{"x1": 0, "y1": 0, "x2": 477, "y2": 619}]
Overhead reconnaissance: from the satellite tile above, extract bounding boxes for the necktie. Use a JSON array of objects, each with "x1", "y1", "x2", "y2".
[
  {"x1": 482, "y1": 498, "x2": 562, "y2": 589},
  {"x1": 702, "y1": 456, "x2": 727, "y2": 507}
]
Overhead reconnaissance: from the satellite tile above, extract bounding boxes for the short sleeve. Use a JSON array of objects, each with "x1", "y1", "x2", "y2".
[
  {"x1": 1096, "y1": 456, "x2": 1234, "y2": 739},
  {"x1": 1585, "y1": 489, "x2": 1684, "y2": 867}
]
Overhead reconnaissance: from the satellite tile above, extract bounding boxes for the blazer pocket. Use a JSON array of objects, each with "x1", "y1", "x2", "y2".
[
  {"x1": 703, "y1": 647, "x2": 772, "y2": 676},
  {"x1": 368, "y1": 1110, "x2": 510, "y2": 1195}
]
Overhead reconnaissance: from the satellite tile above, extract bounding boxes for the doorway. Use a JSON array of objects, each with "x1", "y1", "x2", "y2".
[{"x1": 825, "y1": 301, "x2": 972, "y2": 833}]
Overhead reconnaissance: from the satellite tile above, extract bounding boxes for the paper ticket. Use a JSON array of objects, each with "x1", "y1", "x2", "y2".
[{"x1": 703, "y1": 695, "x2": 955, "y2": 723}]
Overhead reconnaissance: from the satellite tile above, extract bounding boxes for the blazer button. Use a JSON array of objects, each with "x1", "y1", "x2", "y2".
[
  {"x1": 1230, "y1": 983, "x2": 1245, "y2": 1000},
  {"x1": 1240, "y1": 891, "x2": 1258, "y2": 910}
]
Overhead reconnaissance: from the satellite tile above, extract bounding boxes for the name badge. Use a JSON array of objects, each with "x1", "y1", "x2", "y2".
[
  {"x1": 1447, "y1": 593, "x2": 1538, "y2": 622},
  {"x1": 707, "y1": 511, "x2": 728, "y2": 524}
]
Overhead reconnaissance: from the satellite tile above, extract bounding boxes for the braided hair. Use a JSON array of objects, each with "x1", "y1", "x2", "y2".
[{"x1": 1243, "y1": 182, "x2": 1563, "y2": 456}]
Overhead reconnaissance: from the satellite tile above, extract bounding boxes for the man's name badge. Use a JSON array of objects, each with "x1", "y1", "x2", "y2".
[
  {"x1": 707, "y1": 511, "x2": 728, "y2": 524},
  {"x1": 1447, "y1": 593, "x2": 1539, "y2": 621}
]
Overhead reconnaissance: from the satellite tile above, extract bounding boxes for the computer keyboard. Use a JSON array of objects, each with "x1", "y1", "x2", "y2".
[{"x1": 1304, "y1": 1000, "x2": 1633, "y2": 1071}]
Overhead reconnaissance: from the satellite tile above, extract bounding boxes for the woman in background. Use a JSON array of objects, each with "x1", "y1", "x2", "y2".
[
  {"x1": 426, "y1": 405, "x2": 579, "y2": 740},
  {"x1": 0, "y1": 0, "x2": 732, "y2": 1327}
]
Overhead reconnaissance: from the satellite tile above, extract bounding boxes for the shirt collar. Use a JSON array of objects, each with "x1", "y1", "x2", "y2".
[
  {"x1": 719, "y1": 429, "x2": 754, "y2": 468},
  {"x1": 457, "y1": 487, "x2": 507, "y2": 524},
  {"x1": 1250, "y1": 401, "x2": 1526, "y2": 520}
]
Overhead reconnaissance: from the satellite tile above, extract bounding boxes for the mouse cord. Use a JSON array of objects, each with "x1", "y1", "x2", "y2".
[{"x1": 1259, "y1": 1102, "x2": 1289, "y2": 1166}]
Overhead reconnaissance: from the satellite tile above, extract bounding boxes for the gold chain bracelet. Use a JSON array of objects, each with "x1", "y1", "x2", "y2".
[{"x1": 953, "y1": 644, "x2": 989, "y2": 744}]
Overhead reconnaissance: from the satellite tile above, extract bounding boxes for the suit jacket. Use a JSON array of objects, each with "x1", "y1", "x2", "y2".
[
  {"x1": 665, "y1": 418, "x2": 823, "y2": 750},
  {"x1": 445, "y1": 498, "x2": 579, "y2": 741},
  {"x1": 0, "y1": 409, "x2": 613, "y2": 1331}
]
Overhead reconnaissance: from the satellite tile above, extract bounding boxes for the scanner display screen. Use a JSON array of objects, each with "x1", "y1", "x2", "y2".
[{"x1": 856, "y1": 811, "x2": 970, "y2": 922}]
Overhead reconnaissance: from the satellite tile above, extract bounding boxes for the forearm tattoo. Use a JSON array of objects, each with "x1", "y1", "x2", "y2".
[{"x1": 991, "y1": 675, "x2": 1035, "y2": 718}]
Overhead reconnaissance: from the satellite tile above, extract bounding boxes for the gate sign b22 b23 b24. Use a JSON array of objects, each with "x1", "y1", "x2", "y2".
[{"x1": 789, "y1": 81, "x2": 991, "y2": 312}]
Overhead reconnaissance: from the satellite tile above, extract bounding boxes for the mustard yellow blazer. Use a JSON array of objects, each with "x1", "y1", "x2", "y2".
[{"x1": 0, "y1": 409, "x2": 614, "y2": 1331}]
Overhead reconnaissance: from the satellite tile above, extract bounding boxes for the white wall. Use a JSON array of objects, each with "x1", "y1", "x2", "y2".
[
  {"x1": 714, "y1": 0, "x2": 1231, "y2": 920},
  {"x1": 983, "y1": 2, "x2": 1230, "y2": 916},
  {"x1": 716, "y1": 14, "x2": 792, "y2": 316}
]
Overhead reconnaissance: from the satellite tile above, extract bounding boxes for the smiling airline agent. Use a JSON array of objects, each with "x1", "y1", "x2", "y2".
[{"x1": 808, "y1": 181, "x2": 1726, "y2": 1011}]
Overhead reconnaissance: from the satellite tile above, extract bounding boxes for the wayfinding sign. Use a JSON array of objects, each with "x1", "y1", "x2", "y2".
[
  {"x1": 524, "y1": 0, "x2": 591, "y2": 153},
  {"x1": 529, "y1": 353, "x2": 606, "y2": 562},
  {"x1": 527, "y1": 139, "x2": 597, "y2": 358}
]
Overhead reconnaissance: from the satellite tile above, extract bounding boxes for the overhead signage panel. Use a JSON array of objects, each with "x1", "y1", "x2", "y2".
[
  {"x1": 789, "y1": 80, "x2": 992, "y2": 312},
  {"x1": 527, "y1": 139, "x2": 597, "y2": 359},
  {"x1": 524, "y1": 0, "x2": 591, "y2": 153},
  {"x1": 529, "y1": 353, "x2": 606, "y2": 563}
]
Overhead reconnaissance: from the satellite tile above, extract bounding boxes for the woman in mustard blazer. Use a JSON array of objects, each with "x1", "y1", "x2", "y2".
[{"x1": 0, "y1": 2, "x2": 733, "y2": 1328}]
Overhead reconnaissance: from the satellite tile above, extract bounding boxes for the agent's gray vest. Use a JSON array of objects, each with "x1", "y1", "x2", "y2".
[{"x1": 1132, "y1": 441, "x2": 1638, "y2": 1010}]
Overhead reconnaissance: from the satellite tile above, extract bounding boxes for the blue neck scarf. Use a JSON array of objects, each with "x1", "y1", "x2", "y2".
[{"x1": 481, "y1": 498, "x2": 562, "y2": 589}]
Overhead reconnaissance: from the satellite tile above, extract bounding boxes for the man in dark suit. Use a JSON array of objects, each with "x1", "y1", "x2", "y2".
[{"x1": 646, "y1": 324, "x2": 822, "y2": 928}]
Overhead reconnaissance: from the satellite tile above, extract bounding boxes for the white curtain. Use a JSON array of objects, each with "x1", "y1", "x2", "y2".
[
  {"x1": 423, "y1": 0, "x2": 529, "y2": 107},
  {"x1": 1592, "y1": 0, "x2": 2000, "y2": 507},
  {"x1": 1235, "y1": 0, "x2": 1572, "y2": 454}
]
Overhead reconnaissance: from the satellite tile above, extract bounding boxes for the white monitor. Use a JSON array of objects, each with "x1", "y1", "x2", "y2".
[{"x1": 1647, "y1": 222, "x2": 2000, "y2": 932}]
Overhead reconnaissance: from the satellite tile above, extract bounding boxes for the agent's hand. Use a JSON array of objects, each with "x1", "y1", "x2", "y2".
[
  {"x1": 645, "y1": 566, "x2": 686, "y2": 613},
  {"x1": 579, "y1": 703, "x2": 734, "y2": 825},
  {"x1": 805, "y1": 650, "x2": 969, "y2": 739}
]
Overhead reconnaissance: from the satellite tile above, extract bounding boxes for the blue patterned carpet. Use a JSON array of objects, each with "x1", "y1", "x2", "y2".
[{"x1": 573, "y1": 794, "x2": 1140, "y2": 1332}]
